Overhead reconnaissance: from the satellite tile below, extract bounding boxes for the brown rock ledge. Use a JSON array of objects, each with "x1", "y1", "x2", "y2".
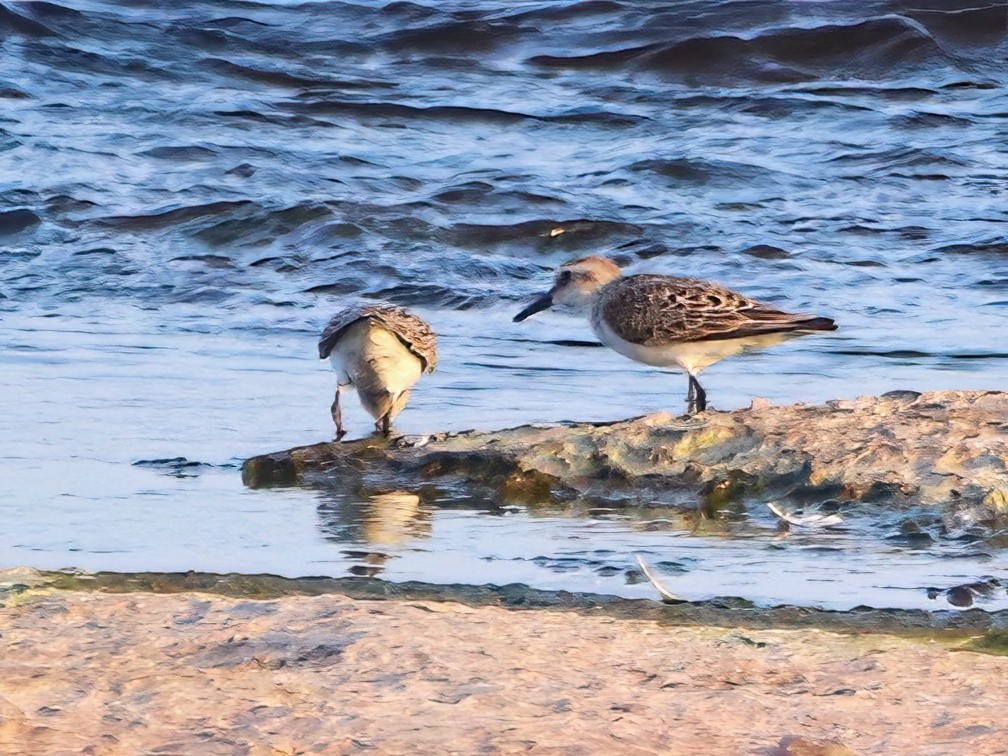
[
  {"x1": 1, "y1": 568, "x2": 1006, "y2": 754},
  {"x1": 243, "y1": 390, "x2": 1008, "y2": 511}
]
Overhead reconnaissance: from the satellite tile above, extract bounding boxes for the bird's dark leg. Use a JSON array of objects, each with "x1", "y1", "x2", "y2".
[
  {"x1": 688, "y1": 375, "x2": 707, "y2": 413},
  {"x1": 331, "y1": 385, "x2": 346, "y2": 441},
  {"x1": 686, "y1": 373, "x2": 695, "y2": 410},
  {"x1": 380, "y1": 413, "x2": 391, "y2": 437}
]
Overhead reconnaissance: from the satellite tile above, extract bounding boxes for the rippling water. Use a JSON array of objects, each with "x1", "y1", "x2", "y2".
[{"x1": 2, "y1": 0, "x2": 1007, "y2": 610}]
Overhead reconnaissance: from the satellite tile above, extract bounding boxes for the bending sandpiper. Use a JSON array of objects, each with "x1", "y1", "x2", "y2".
[
  {"x1": 513, "y1": 256, "x2": 836, "y2": 412},
  {"x1": 319, "y1": 304, "x2": 437, "y2": 439}
]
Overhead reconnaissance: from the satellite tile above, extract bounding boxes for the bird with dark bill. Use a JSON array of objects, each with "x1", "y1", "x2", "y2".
[
  {"x1": 318, "y1": 304, "x2": 437, "y2": 439},
  {"x1": 514, "y1": 256, "x2": 836, "y2": 413}
]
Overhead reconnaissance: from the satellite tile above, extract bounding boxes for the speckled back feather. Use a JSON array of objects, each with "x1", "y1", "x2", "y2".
[
  {"x1": 596, "y1": 275, "x2": 836, "y2": 345},
  {"x1": 318, "y1": 304, "x2": 438, "y2": 371}
]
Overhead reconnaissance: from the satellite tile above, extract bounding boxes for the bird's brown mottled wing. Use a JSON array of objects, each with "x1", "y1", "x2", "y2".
[
  {"x1": 598, "y1": 275, "x2": 834, "y2": 345},
  {"x1": 318, "y1": 304, "x2": 438, "y2": 372},
  {"x1": 367, "y1": 305, "x2": 438, "y2": 372},
  {"x1": 319, "y1": 307, "x2": 367, "y2": 359}
]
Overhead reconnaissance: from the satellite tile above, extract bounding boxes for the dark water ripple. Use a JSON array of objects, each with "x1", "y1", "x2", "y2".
[
  {"x1": 1, "y1": 0, "x2": 1007, "y2": 603},
  {"x1": 1, "y1": 0, "x2": 1005, "y2": 315}
]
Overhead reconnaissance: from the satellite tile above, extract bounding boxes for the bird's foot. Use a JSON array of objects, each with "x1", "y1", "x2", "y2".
[
  {"x1": 686, "y1": 397, "x2": 708, "y2": 415},
  {"x1": 334, "y1": 429, "x2": 347, "y2": 442},
  {"x1": 675, "y1": 405, "x2": 709, "y2": 428}
]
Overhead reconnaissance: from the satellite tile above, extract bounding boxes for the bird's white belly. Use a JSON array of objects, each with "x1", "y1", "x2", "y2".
[
  {"x1": 594, "y1": 318, "x2": 798, "y2": 375},
  {"x1": 329, "y1": 321, "x2": 423, "y2": 416}
]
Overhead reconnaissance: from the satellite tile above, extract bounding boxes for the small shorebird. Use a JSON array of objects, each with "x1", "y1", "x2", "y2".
[
  {"x1": 514, "y1": 256, "x2": 836, "y2": 413},
  {"x1": 318, "y1": 304, "x2": 437, "y2": 439}
]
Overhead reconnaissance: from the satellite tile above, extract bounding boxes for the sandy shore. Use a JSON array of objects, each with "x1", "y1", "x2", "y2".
[{"x1": 2, "y1": 583, "x2": 1006, "y2": 754}]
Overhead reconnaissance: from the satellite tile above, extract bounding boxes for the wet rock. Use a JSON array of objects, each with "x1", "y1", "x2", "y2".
[
  {"x1": 946, "y1": 586, "x2": 975, "y2": 608},
  {"x1": 927, "y1": 578, "x2": 1003, "y2": 608},
  {"x1": 243, "y1": 391, "x2": 1008, "y2": 512},
  {"x1": 888, "y1": 517, "x2": 936, "y2": 548},
  {"x1": 133, "y1": 457, "x2": 230, "y2": 477},
  {"x1": 963, "y1": 578, "x2": 1001, "y2": 597}
]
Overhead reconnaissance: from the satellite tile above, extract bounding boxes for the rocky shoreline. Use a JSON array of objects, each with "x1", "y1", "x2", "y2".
[{"x1": 243, "y1": 390, "x2": 1008, "y2": 514}]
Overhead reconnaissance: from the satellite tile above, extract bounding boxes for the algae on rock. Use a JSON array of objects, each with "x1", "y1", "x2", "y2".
[{"x1": 243, "y1": 390, "x2": 1008, "y2": 513}]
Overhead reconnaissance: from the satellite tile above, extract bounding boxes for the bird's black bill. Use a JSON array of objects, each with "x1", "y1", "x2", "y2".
[{"x1": 513, "y1": 292, "x2": 554, "y2": 322}]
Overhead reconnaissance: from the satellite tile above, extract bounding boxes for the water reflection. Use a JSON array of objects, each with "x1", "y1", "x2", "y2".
[
  {"x1": 317, "y1": 490, "x2": 432, "y2": 576},
  {"x1": 305, "y1": 487, "x2": 1008, "y2": 611}
]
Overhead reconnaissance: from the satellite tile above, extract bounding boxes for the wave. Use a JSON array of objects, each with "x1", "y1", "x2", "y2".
[
  {"x1": 92, "y1": 200, "x2": 346, "y2": 249},
  {"x1": 532, "y1": 16, "x2": 955, "y2": 82},
  {"x1": 890, "y1": 111, "x2": 973, "y2": 128},
  {"x1": 935, "y1": 241, "x2": 1008, "y2": 256},
  {"x1": 139, "y1": 146, "x2": 218, "y2": 161},
  {"x1": 0, "y1": 3, "x2": 56, "y2": 37},
  {"x1": 287, "y1": 97, "x2": 645, "y2": 127},
  {"x1": 0, "y1": 85, "x2": 30, "y2": 98},
  {"x1": 827, "y1": 147, "x2": 970, "y2": 172},
  {"x1": 96, "y1": 201, "x2": 258, "y2": 232},
  {"x1": 0, "y1": 208, "x2": 41, "y2": 235},
  {"x1": 203, "y1": 57, "x2": 389, "y2": 90},
  {"x1": 378, "y1": 18, "x2": 529, "y2": 54},
  {"x1": 432, "y1": 183, "x2": 566, "y2": 208},
  {"x1": 3, "y1": 0, "x2": 1006, "y2": 324},
  {"x1": 0, "y1": 128, "x2": 20, "y2": 154},
  {"x1": 628, "y1": 157, "x2": 775, "y2": 185},
  {"x1": 897, "y1": 2, "x2": 1008, "y2": 46},
  {"x1": 443, "y1": 218, "x2": 642, "y2": 249},
  {"x1": 212, "y1": 108, "x2": 333, "y2": 128},
  {"x1": 21, "y1": 40, "x2": 171, "y2": 80},
  {"x1": 169, "y1": 254, "x2": 235, "y2": 269},
  {"x1": 505, "y1": 1, "x2": 627, "y2": 24}
]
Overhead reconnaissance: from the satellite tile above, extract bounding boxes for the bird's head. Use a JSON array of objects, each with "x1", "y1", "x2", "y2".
[{"x1": 513, "y1": 256, "x2": 622, "y2": 322}]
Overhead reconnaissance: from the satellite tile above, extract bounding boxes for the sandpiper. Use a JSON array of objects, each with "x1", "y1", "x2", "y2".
[
  {"x1": 318, "y1": 304, "x2": 437, "y2": 439},
  {"x1": 513, "y1": 256, "x2": 836, "y2": 412}
]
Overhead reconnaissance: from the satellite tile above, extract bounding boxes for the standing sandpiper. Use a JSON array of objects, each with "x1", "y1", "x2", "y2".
[
  {"x1": 513, "y1": 256, "x2": 836, "y2": 413},
  {"x1": 319, "y1": 304, "x2": 437, "y2": 439}
]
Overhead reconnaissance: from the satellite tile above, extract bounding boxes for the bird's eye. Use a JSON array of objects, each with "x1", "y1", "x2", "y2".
[{"x1": 557, "y1": 271, "x2": 572, "y2": 284}]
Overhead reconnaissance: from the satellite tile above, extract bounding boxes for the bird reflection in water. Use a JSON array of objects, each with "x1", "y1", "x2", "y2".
[{"x1": 317, "y1": 490, "x2": 432, "y2": 577}]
